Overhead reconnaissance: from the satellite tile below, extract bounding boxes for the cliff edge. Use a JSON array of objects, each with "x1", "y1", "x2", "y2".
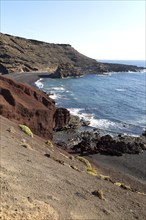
[
  {"x1": 0, "y1": 33, "x2": 143, "y2": 77},
  {"x1": 0, "y1": 76, "x2": 70, "y2": 139}
]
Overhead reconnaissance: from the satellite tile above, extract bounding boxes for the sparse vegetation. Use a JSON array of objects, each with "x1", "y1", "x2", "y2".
[
  {"x1": 99, "y1": 174, "x2": 110, "y2": 180},
  {"x1": 59, "y1": 152, "x2": 69, "y2": 159},
  {"x1": 76, "y1": 156, "x2": 99, "y2": 176},
  {"x1": 19, "y1": 124, "x2": 33, "y2": 137},
  {"x1": 76, "y1": 156, "x2": 92, "y2": 168},
  {"x1": 86, "y1": 167, "x2": 97, "y2": 176},
  {"x1": 114, "y1": 182, "x2": 131, "y2": 190},
  {"x1": 45, "y1": 140, "x2": 53, "y2": 148}
]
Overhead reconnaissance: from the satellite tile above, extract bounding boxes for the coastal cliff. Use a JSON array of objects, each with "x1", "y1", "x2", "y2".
[
  {"x1": 0, "y1": 76, "x2": 70, "y2": 139},
  {"x1": 0, "y1": 33, "x2": 143, "y2": 77}
]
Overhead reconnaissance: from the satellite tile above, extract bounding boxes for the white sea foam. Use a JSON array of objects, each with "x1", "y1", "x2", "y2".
[
  {"x1": 80, "y1": 112, "x2": 94, "y2": 121},
  {"x1": 49, "y1": 94, "x2": 57, "y2": 100},
  {"x1": 35, "y1": 78, "x2": 44, "y2": 89},
  {"x1": 68, "y1": 108, "x2": 128, "y2": 132},
  {"x1": 115, "y1": 88, "x2": 126, "y2": 92},
  {"x1": 68, "y1": 108, "x2": 84, "y2": 116},
  {"x1": 51, "y1": 87, "x2": 65, "y2": 91},
  {"x1": 128, "y1": 71, "x2": 135, "y2": 73},
  {"x1": 68, "y1": 108, "x2": 114, "y2": 128},
  {"x1": 49, "y1": 93, "x2": 62, "y2": 100},
  {"x1": 140, "y1": 68, "x2": 146, "y2": 73},
  {"x1": 88, "y1": 118, "x2": 113, "y2": 129}
]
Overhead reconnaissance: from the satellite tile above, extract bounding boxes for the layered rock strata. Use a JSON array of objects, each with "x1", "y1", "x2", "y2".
[
  {"x1": 0, "y1": 33, "x2": 144, "y2": 76},
  {"x1": 0, "y1": 76, "x2": 70, "y2": 139}
]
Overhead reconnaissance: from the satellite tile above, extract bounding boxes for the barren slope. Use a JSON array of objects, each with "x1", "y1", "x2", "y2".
[{"x1": 1, "y1": 116, "x2": 146, "y2": 220}]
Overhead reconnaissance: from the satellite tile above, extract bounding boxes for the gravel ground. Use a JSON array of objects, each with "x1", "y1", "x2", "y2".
[{"x1": 1, "y1": 116, "x2": 146, "y2": 220}]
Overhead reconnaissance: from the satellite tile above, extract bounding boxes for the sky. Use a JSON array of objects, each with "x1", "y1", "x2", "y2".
[{"x1": 0, "y1": 0, "x2": 145, "y2": 60}]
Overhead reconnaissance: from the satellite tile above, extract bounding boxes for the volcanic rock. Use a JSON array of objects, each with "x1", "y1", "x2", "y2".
[
  {"x1": 69, "y1": 115, "x2": 81, "y2": 129},
  {"x1": 53, "y1": 108, "x2": 70, "y2": 131},
  {"x1": 49, "y1": 63, "x2": 82, "y2": 78},
  {"x1": 0, "y1": 33, "x2": 144, "y2": 76},
  {"x1": 0, "y1": 76, "x2": 70, "y2": 139},
  {"x1": 141, "y1": 130, "x2": 146, "y2": 137},
  {"x1": 71, "y1": 132, "x2": 146, "y2": 156}
]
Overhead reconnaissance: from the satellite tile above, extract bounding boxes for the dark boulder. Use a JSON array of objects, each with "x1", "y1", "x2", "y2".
[
  {"x1": 68, "y1": 115, "x2": 81, "y2": 129},
  {"x1": 142, "y1": 130, "x2": 146, "y2": 137},
  {"x1": 0, "y1": 64, "x2": 9, "y2": 74},
  {"x1": 53, "y1": 108, "x2": 70, "y2": 131},
  {"x1": 80, "y1": 118, "x2": 90, "y2": 126}
]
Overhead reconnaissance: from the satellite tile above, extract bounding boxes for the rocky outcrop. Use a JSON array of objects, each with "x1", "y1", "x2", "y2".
[
  {"x1": 49, "y1": 63, "x2": 82, "y2": 78},
  {"x1": 53, "y1": 108, "x2": 70, "y2": 131},
  {"x1": 0, "y1": 33, "x2": 144, "y2": 76},
  {"x1": 0, "y1": 76, "x2": 70, "y2": 139},
  {"x1": 71, "y1": 132, "x2": 146, "y2": 156},
  {"x1": 141, "y1": 130, "x2": 146, "y2": 137}
]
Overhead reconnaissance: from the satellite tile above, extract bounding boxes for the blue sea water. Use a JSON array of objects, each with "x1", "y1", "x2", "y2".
[
  {"x1": 35, "y1": 60, "x2": 146, "y2": 136},
  {"x1": 98, "y1": 60, "x2": 146, "y2": 68}
]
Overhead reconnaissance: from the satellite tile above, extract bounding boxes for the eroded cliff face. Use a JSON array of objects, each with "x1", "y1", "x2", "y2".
[
  {"x1": 0, "y1": 76, "x2": 70, "y2": 139},
  {"x1": 0, "y1": 33, "x2": 143, "y2": 76},
  {"x1": 0, "y1": 33, "x2": 97, "y2": 75}
]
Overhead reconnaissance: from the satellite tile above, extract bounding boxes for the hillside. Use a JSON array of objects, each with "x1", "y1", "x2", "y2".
[
  {"x1": 0, "y1": 75, "x2": 70, "y2": 139},
  {"x1": 1, "y1": 115, "x2": 146, "y2": 220},
  {"x1": 0, "y1": 33, "x2": 143, "y2": 77}
]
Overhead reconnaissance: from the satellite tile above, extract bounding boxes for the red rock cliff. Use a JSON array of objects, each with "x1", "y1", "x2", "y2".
[{"x1": 0, "y1": 76, "x2": 70, "y2": 139}]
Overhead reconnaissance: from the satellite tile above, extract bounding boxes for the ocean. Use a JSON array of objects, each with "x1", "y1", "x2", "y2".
[{"x1": 35, "y1": 60, "x2": 146, "y2": 136}]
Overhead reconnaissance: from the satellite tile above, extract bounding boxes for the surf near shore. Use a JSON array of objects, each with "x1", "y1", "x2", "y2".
[
  {"x1": 4, "y1": 71, "x2": 146, "y2": 193},
  {"x1": 34, "y1": 71, "x2": 146, "y2": 137}
]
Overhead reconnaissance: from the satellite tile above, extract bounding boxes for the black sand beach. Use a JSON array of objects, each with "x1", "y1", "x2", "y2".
[{"x1": 4, "y1": 71, "x2": 51, "y2": 85}]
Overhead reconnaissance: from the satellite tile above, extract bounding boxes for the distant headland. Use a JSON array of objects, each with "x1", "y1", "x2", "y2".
[{"x1": 0, "y1": 33, "x2": 144, "y2": 77}]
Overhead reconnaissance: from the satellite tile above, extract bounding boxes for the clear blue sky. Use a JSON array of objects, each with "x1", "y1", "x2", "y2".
[{"x1": 1, "y1": 0, "x2": 145, "y2": 60}]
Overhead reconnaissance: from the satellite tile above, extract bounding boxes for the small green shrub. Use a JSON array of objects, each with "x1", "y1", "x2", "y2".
[
  {"x1": 19, "y1": 124, "x2": 33, "y2": 137},
  {"x1": 76, "y1": 156, "x2": 92, "y2": 168},
  {"x1": 77, "y1": 156, "x2": 99, "y2": 176},
  {"x1": 99, "y1": 174, "x2": 110, "y2": 180},
  {"x1": 45, "y1": 140, "x2": 53, "y2": 148},
  {"x1": 86, "y1": 167, "x2": 97, "y2": 175}
]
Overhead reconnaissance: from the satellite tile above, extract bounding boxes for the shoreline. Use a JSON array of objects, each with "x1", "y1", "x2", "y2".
[
  {"x1": 86, "y1": 152, "x2": 146, "y2": 193},
  {"x1": 3, "y1": 72, "x2": 146, "y2": 192},
  {"x1": 3, "y1": 71, "x2": 51, "y2": 86}
]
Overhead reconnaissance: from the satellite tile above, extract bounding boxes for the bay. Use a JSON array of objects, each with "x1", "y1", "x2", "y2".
[{"x1": 35, "y1": 60, "x2": 146, "y2": 136}]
